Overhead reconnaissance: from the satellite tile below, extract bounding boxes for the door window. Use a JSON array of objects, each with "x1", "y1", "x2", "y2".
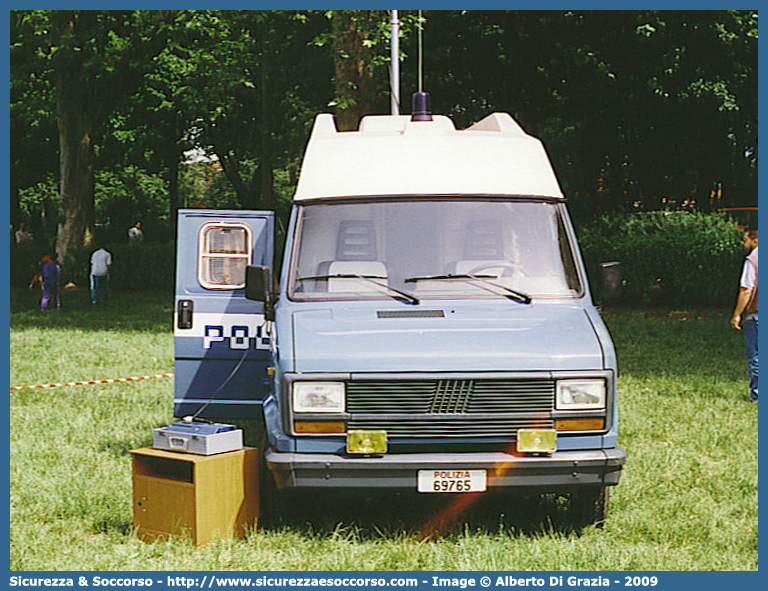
[{"x1": 197, "y1": 222, "x2": 253, "y2": 289}]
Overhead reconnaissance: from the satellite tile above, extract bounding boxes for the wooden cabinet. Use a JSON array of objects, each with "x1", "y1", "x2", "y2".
[{"x1": 131, "y1": 447, "x2": 259, "y2": 545}]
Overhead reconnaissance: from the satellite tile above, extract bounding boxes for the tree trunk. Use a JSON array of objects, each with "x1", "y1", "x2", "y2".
[
  {"x1": 217, "y1": 150, "x2": 253, "y2": 209},
  {"x1": 332, "y1": 11, "x2": 376, "y2": 132},
  {"x1": 10, "y1": 184, "x2": 21, "y2": 233},
  {"x1": 54, "y1": 67, "x2": 95, "y2": 265},
  {"x1": 259, "y1": 163, "x2": 273, "y2": 212},
  {"x1": 166, "y1": 138, "x2": 180, "y2": 242}
]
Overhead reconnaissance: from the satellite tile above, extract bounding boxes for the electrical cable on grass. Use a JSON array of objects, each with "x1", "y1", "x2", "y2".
[{"x1": 185, "y1": 346, "x2": 251, "y2": 423}]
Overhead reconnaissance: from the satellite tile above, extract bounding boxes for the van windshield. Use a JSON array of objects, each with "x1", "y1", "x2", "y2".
[{"x1": 288, "y1": 199, "x2": 583, "y2": 301}]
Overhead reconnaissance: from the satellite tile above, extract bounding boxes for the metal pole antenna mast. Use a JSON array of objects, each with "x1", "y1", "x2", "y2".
[
  {"x1": 418, "y1": 10, "x2": 423, "y2": 93},
  {"x1": 390, "y1": 10, "x2": 400, "y2": 115}
]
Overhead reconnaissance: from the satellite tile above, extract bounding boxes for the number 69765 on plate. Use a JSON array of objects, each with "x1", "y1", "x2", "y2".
[{"x1": 417, "y1": 470, "x2": 487, "y2": 493}]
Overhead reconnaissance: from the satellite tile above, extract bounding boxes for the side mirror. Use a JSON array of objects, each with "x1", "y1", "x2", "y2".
[{"x1": 245, "y1": 265, "x2": 275, "y2": 321}]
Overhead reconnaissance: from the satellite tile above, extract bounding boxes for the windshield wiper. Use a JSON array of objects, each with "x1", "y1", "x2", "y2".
[
  {"x1": 297, "y1": 274, "x2": 420, "y2": 305},
  {"x1": 404, "y1": 273, "x2": 532, "y2": 304}
]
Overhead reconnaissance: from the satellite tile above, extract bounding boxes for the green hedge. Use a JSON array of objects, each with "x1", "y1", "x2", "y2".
[
  {"x1": 10, "y1": 242, "x2": 176, "y2": 292},
  {"x1": 577, "y1": 211, "x2": 745, "y2": 307}
]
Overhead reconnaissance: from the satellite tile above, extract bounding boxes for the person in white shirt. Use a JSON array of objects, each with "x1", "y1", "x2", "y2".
[
  {"x1": 128, "y1": 222, "x2": 144, "y2": 243},
  {"x1": 730, "y1": 228, "x2": 758, "y2": 401},
  {"x1": 90, "y1": 245, "x2": 112, "y2": 304},
  {"x1": 15, "y1": 223, "x2": 32, "y2": 244}
]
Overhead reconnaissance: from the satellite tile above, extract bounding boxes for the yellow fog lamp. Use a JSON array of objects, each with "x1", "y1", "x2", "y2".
[
  {"x1": 516, "y1": 429, "x2": 557, "y2": 454},
  {"x1": 347, "y1": 430, "x2": 387, "y2": 455}
]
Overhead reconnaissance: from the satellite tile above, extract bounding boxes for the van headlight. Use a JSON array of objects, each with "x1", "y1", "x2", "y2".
[
  {"x1": 293, "y1": 382, "x2": 345, "y2": 413},
  {"x1": 556, "y1": 380, "x2": 606, "y2": 410}
]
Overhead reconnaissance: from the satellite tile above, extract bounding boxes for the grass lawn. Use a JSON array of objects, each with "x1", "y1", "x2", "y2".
[{"x1": 9, "y1": 287, "x2": 758, "y2": 571}]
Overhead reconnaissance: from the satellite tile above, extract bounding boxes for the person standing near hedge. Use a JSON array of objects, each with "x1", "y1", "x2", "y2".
[
  {"x1": 128, "y1": 221, "x2": 144, "y2": 243},
  {"x1": 730, "y1": 227, "x2": 758, "y2": 402},
  {"x1": 90, "y1": 244, "x2": 112, "y2": 305}
]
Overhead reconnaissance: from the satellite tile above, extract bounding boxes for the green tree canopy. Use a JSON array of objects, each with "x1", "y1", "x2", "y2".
[{"x1": 10, "y1": 10, "x2": 758, "y2": 257}]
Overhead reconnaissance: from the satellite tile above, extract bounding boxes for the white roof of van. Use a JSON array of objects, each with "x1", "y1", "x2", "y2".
[{"x1": 293, "y1": 112, "x2": 564, "y2": 201}]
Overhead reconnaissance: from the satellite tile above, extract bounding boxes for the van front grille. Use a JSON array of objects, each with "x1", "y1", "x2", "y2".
[{"x1": 346, "y1": 379, "x2": 554, "y2": 438}]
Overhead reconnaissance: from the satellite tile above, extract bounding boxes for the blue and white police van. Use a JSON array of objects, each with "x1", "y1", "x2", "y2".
[{"x1": 174, "y1": 104, "x2": 626, "y2": 525}]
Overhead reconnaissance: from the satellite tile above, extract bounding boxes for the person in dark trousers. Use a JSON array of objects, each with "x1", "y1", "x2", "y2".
[
  {"x1": 730, "y1": 227, "x2": 758, "y2": 401},
  {"x1": 90, "y1": 245, "x2": 112, "y2": 304},
  {"x1": 39, "y1": 255, "x2": 61, "y2": 311}
]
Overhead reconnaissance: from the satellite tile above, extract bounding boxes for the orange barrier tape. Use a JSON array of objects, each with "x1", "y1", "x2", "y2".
[{"x1": 11, "y1": 373, "x2": 174, "y2": 392}]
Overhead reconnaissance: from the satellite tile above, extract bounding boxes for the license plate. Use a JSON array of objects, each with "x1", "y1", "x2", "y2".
[{"x1": 417, "y1": 470, "x2": 487, "y2": 493}]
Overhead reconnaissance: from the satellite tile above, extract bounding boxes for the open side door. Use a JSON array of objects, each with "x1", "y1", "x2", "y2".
[{"x1": 174, "y1": 209, "x2": 274, "y2": 420}]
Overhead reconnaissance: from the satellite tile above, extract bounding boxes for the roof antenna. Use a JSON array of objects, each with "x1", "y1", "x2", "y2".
[{"x1": 411, "y1": 10, "x2": 432, "y2": 122}]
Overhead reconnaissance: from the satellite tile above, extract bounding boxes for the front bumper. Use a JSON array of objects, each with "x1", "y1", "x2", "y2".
[{"x1": 265, "y1": 446, "x2": 626, "y2": 491}]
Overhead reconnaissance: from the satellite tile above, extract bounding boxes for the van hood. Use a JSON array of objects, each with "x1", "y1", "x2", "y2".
[{"x1": 290, "y1": 303, "x2": 604, "y2": 373}]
